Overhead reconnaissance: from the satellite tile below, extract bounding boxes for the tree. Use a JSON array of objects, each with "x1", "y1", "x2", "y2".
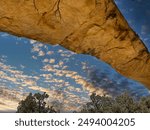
[
  {"x1": 0, "y1": 0, "x2": 150, "y2": 88},
  {"x1": 137, "y1": 96, "x2": 150, "y2": 113},
  {"x1": 81, "y1": 93, "x2": 114, "y2": 113},
  {"x1": 17, "y1": 92, "x2": 56, "y2": 113},
  {"x1": 112, "y1": 93, "x2": 139, "y2": 113},
  {"x1": 81, "y1": 93, "x2": 150, "y2": 113}
]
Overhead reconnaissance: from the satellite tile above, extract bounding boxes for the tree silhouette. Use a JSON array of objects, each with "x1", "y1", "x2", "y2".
[
  {"x1": 16, "y1": 92, "x2": 150, "y2": 113},
  {"x1": 81, "y1": 93, "x2": 150, "y2": 113},
  {"x1": 17, "y1": 92, "x2": 56, "y2": 113}
]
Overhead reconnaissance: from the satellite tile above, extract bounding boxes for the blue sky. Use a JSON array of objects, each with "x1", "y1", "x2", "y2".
[
  {"x1": 0, "y1": 0, "x2": 150, "y2": 112},
  {"x1": 115, "y1": 0, "x2": 150, "y2": 50}
]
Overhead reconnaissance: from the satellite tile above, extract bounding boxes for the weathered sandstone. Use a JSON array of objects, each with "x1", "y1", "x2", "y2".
[{"x1": 0, "y1": 0, "x2": 150, "y2": 88}]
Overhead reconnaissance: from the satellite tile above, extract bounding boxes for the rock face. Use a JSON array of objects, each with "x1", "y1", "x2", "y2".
[{"x1": 0, "y1": 0, "x2": 150, "y2": 88}]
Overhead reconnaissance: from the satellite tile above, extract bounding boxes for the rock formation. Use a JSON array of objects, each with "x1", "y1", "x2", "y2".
[{"x1": 0, "y1": 0, "x2": 150, "y2": 89}]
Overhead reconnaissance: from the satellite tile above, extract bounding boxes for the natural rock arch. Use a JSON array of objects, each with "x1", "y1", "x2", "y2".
[{"x1": 0, "y1": 0, "x2": 150, "y2": 89}]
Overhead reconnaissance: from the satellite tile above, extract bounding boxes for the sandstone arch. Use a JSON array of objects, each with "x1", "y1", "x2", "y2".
[{"x1": 0, "y1": 0, "x2": 150, "y2": 88}]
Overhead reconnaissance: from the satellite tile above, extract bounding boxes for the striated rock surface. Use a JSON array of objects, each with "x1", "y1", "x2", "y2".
[{"x1": 0, "y1": 0, "x2": 150, "y2": 88}]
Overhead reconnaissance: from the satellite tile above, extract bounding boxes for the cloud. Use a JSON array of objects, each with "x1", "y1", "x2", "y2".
[
  {"x1": 1, "y1": 33, "x2": 148, "y2": 112},
  {"x1": 32, "y1": 55, "x2": 38, "y2": 60},
  {"x1": 38, "y1": 50, "x2": 45, "y2": 56},
  {"x1": 43, "y1": 58, "x2": 49, "y2": 63},
  {"x1": 41, "y1": 61, "x2": 106, "y2": 96},
  {"x1": 31, "y1": 46, "x2": 40, "y2": 52},
  {"x1": 0, "y1": 60, "x2": 39, "y2": 91},
  {"x1": 0, "y1": 87, "x2": 27, "y2": 112},
  {"x1": 23, "y1": 79, "x2": 37, "y2": 86},
  {"x1": 30, "y1": 40, "x2": 37, "y2": 44},
  {"x1": 0, "y1": 33, "x2": 10, "y2": 37},
  {"x1": 49, "y1": 59, "x2": 55, "y2": 64},
  {"x1": 20, "y1": 64, "x2": 26, "y2": 69},
  {"x1": 141, "y1": 24, "x2": 150, "y2": 35},
  {"x1": 58, "y1": 61, "x2": 64, "y2": 67},
  {"x1": 0, "y1": 53, "x2": 94, "y2": 112},
  {"x1": 47, "y1": 51, "x2": 54, "y2": 55}
]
